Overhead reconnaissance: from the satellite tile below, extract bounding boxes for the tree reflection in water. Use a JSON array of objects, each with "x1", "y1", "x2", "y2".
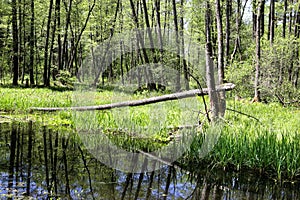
[{"x1": 0, "y1": 122, "x2": 299, "y2": 199}]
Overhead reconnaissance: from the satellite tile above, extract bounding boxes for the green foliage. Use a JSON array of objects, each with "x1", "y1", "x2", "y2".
[
  {"x1": 184, "y1": 101, "x2": 300, "y2": 181},
  {"x1": 54, "y1": 70, "x2": 76, "y2": 88},
  {"x1": 0, "y1": 87, "x2": 72, "y2": 113},
  {"x1": 226, "y1": 60, "x2": 254, "y2": 98},
  {"x1": 260, "y1": 36, "x2": 300, "y2": 103}
]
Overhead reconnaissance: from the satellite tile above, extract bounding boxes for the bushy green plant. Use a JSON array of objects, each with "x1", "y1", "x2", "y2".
[
  {"x1": 226, "y1": 60, "x2": 254, "y2": 98},
  {"x1": 54, "y1": 70, "x2": 76, "y2": 88}
]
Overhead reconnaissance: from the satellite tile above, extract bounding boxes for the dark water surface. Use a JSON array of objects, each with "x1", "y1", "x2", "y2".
[{"x1": 0, "y1": 122, "x2": 299, "y2": 199}]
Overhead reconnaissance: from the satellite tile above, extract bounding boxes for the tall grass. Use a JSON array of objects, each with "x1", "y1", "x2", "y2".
[
  {"x1": 186, "y1": 101, "x2": 300, "y2": 181},
  {"x1": 0, "y1": 88, "x2": 73, "y2": 112},
  {"x1": 2, "y1": 87, "x2": 299, "y2": 180}
]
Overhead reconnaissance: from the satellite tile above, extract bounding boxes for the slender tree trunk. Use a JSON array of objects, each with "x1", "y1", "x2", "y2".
[
  {"x1": 129, "y1": 0, "x2": 154, "y2": 89},
  {"x1": 155, "y1": 0, "x2": 165, "y2": 87},
  {"x1": 293, "y1": 4, "x2": 300, "y2": 87},
  {"x1": 43, "y1": 0, "x2": 54, "y2": 86},
  {"x1": 172, "y1": 0, "x2": 181, "y2": 91},
  {"x1": 67, "y1": 0, "x2": 95, "y2": 71},
  {"x1": 268, "y1": 0, "x2": 275, "y2": 43},
  {"x1": 260, "y1": 0, "x2": 265, "y2": 36},
  {"x1": 56, "y1": 0, "x2": 62, "y2": 72},
  {"x1": 252, "y1": 1, "x2": 257, "y2": 38},
  {"x1": 62, "y1": 0, "x2": 72, "y2": 70},
  {"x1": 29, "y1": 0, "x2": 35, "y2": 85},
  {"x1": 225, "y1": 0, "x2": 231, "y2": 64},
  {"x1": 141, "y1": 0, "x2": 157, "y2": 90},
  {"x1": 48, "y1": 0, "x2": 60, "y2": 84},
  {"x1": 19, "y1": 0, "x2": 24, "y2": 84},
  {"x1": 231, "y1": 0, "x2": 243, "y2": 61},
  {"x1": 215, "y1": 0, "x2": 224, "y2": 82},
  {"x1": 254, "y1": 0, "x2": 262, "y2": 102},
  {"x1": 283, "y1": 0, "x2": 287, "y2": 38},
  {"x1": 215, "y1": 0, "x2": 226, "y2": 117},
  {"x1": 294, "y1": 4, "x2": 300, "y2": 38},
  {"x1": 180, "y1": 0, "x2": 189, "y2": 90},
  {"x1": 12, "y1": 0, "x2": 19, "y2": 86},
  {"x1": 289, "y1": 1, "x2": 293, "y2": 35}
]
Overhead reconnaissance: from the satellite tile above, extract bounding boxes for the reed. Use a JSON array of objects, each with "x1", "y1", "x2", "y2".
[{"x1": 186, "y1": 101, "x2": 300, "y2": 181}]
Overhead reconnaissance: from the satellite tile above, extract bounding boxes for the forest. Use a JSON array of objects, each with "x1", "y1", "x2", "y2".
[
  {"x1": 0, "y1": 0, "x2": 298, "y2": 103},
  {"x1": 0, "y1": 0, "x2": 300, "y2": 199}
]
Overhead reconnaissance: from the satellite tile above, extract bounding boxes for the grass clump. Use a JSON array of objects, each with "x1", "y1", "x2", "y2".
[
  {"x1": 0, "y1": 87, "x2": 73, "y2": 113},
  {"x1": 185, "y1": 101, "x2": 300, "y2": 181}
]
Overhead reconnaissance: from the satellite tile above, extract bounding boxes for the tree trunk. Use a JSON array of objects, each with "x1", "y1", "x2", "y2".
[
  {"x1": 29, "y1": 0, "x2": 35, "y2": 85},
  {"x1": 225, "y1": 0, "x2": 231, "y2": 64},
  {"x1": 254, "y1": 0, "x2": 262, "y2": 102},
  {"x1": 12, "y1": 0, "x2": 19, "y2": 86},
  {"x1": 260, "y1": 0, "x2": 265, "y2": 36},
  {"x1": 62, "y1": 0, "x2": 72, "y2": 70},
  {"x1": 215, "y1": 0, "x2": 226, "y2": 117},
  {"x1": 30, "y1": 83, "x2": 235, "y2": 112},
  {"x1": 155, "y1": 0, "x2": 165, "y2": 87},
  {"x1": 56, "y1": 0, "x2": 62, "y2": 72},
  {"x1": 172, "y1": 0, "x2": 181, "y2": 91},
  {"x1": 43, "y1": 0, "x2": 54, "y2": 86},
  {"x1": 268, "y1": 0, "x2": 275, "y2": 43},
  {"x1": 18, "y1": 0, "x2": 24, "y2": 84},
  {"x1": 206, "y1": 0, "x2": 219, "y2": 121},
  {"x1": 252, "y1": 1, "x2": 257, "y2": 39},
  {"x1": 180, "y1": 0, "x2": 189, "y2": 90},
  {"x1": 67, "y1": 0, "x2": 95, "y2": 71},
  {"x1": 283, "y1": 0, "x2": 287, "y2": 38}
]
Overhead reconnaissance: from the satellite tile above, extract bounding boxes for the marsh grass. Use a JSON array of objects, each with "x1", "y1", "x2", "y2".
[
  {"x1": 0, "y1": 87, "x2": 73, "y2": 112},
  {"x1": 1, "y1": 87, "x2": 299, "y2": 181},
  {"x1": 186, "y1": 101, "x2": 300, "y2": 181}
]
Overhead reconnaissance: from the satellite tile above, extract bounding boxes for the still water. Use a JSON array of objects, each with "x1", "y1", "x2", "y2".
[{"x1": 0, "y1": 122, "x2": 299, "y2": 199}]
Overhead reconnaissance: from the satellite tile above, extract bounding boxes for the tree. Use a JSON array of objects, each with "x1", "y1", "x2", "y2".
[
  {"x1": 12, "y1": 0, "x2": 19, "y2": 86},
  {"x1": 254, "y1": 0, "x2": 263, "y2": 102},
  {"x1": 268, "y1": 0, "x2": 275, "y2": 44},
  {"x1": 43, "y1": 0, "x2": 54, "y2": 86},
  {"x1": 29, "y1": 0, "x2": 35, "y2": 85},
  {"x1": 225, "y1": 0, "x2": 232, "y2": 64},
  {"x1": 205, "y1": 0, "x2": 219, "y2": 121},
  {"x1": 215, "y1": 0, "x2": 226, "y2": 116}
]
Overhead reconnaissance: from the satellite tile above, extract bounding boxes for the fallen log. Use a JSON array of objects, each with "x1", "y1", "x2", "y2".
[{"x1": 30, "y1": 83, "x2": 235, "y2": 112}]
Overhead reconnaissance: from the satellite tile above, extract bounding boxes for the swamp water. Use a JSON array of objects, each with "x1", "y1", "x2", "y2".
[{"x1": 0, "y1": 122, "x2": 299, "y2": 199}]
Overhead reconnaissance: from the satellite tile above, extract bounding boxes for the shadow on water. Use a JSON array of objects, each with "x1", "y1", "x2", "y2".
[{"x1": 0, "y1": 122, "x2": 299, "y2": 199}]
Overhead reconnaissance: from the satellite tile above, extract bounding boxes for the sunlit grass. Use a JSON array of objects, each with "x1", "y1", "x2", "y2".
[
  {"x1": 186, "y1": 101, "x2": 300, "y2": 181},
  {"x1": 1, "y1": 87, "x2": 300, "y2": 181}
]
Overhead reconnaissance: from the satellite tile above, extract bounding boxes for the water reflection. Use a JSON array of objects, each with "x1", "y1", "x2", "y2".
[{"x1": 0, "y1": 122, "x2": 299, "y2": 199}]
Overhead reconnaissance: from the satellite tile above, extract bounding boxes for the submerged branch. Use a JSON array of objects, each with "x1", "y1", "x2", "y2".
[{"x1": 30, "y1": 83, "x2": 235, "y2": 112}]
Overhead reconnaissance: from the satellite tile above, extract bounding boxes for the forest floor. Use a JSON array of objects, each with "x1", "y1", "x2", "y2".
[{"x1": 0, "y1": 86, "x2": 299, "y2": 181}]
